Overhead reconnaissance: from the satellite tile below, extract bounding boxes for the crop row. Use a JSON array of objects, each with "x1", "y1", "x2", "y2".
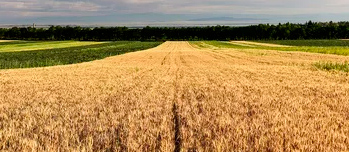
[{"x1": 0, "y1": 41, "x2": 162, "y2": 69}]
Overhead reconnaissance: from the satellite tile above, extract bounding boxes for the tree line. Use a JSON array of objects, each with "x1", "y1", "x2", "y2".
[{"x1": 1, "y1": 21, "x2": 349, "y2": 41}]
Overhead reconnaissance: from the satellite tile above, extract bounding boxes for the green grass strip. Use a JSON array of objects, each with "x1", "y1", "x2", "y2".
[
  {"x1": 256, "y1": 40, "x2": 349, "y2": 47},
  {"x1": 314, "y1": 62, "x2": 349, "y2": 72}
]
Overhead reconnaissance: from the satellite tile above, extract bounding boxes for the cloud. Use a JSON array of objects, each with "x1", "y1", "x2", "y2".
[
  {"x1": 0, "y1": 0, "x2": 102, "y2": 17},
  {"x1": 1, "y1": 0, "x2": 349, "y2": 23}
]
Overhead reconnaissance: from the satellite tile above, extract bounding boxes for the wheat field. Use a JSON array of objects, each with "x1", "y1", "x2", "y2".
[{"x1": 0, "y1": 41, "x2": 349, "y2": 151}]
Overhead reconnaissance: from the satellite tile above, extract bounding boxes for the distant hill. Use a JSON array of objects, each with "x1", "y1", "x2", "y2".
[{"x1": 188, "y1": 17, "x2": 262, "y2": 21}]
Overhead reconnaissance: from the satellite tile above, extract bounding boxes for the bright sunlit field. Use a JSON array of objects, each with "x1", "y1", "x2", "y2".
[{"x1": 0, "y1": 40, "x2": 348, "y2": 151}]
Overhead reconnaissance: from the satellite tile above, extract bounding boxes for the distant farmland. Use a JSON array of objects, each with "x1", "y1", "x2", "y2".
[{"x1": 0, "y1": 41, "x2": 162, "y2": 69}]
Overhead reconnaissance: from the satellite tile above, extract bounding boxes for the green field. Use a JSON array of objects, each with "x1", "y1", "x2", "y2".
[
  {"x1": 0, "y1": 41, "x2": 162, "y2": 69},
  {"x1": 2, "y1": 40, "x2": 348, "y2": 70},
  {"x1": 190, "y1": 41, "x2": 349, "y2": 72},
  {"x1": 0, "y1": 41, "x2": 106, "y2": 52},
  {"x1": 191, "y1": 41, "x2": 349, "y2": 56}
]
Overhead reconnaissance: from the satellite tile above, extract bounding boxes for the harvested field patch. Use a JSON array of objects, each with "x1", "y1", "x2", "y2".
[
  {"x1": 0, "y1": 40, "x2": 18, "y2": 42},
  {"x1": 231, "y1": 41, "x2": 293, "y2": 47}
]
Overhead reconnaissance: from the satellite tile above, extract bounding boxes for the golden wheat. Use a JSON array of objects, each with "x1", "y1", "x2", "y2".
[{"x1": 0, "y1": 42, "x2": 348, "y2": 151}]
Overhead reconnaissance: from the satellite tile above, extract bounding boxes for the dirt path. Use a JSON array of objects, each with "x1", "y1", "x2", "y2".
[
  {"x1": 1, "y1": 42, "x2": 348, "y2": 151},
  {"x1": 231, "y1": 40, "x2": 293, "y2": 47}
]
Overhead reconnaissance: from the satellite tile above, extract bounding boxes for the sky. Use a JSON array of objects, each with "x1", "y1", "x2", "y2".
[{"x1": 1, "y1": 0, "x2": 349, "y2": 26}]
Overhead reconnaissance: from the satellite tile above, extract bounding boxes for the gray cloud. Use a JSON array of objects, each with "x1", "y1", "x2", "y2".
[
  {"x1": 1, "y1": 0, "x2": 349, "y2": 24},
  {"x1": 0, "y1": 0, "x2": 102, "y2": 17}
]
